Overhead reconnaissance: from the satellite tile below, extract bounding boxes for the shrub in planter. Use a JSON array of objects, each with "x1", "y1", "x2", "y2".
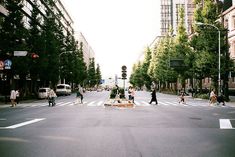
[
  {"x1": 194, "y1": 93, "x2": 209, "y2": 99},
  {"x1": 110, "y1": 87, "x2": 125, "y2": 99}
]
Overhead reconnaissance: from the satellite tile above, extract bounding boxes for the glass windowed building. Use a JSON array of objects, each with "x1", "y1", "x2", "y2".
[{"x1": 160, "y1": 0, "x2": 195, "y2": 36}]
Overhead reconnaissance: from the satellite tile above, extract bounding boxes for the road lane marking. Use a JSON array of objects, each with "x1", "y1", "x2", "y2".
[
  {"x1": 58, "y1": 102, "x2": 71, "y2": 107},
  {"x1": 97, "y1": 101, "x2": 103, "y2": 106},
  {"x1": 158, "y1": 101, "x2": 169, "y2": 106},
  {"x1": 141, "y1": 101, "x2": 151, "y2": 106},
  {"x1": 0, "y1": 118, "x2": 45, "y2": 129},
  {"x1": 135, "y1": 101, "x2": 140, "y2": 106},
  {"x1": 220, "y1": 119, "x2": 234, "y2": 129},
  {"x1": 87, "y1": 101, "x2": 95, "y2": 106}
]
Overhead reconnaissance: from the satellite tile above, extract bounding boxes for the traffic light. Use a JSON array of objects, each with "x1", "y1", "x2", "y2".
[
  {"x1": 31, "y1": 53, "x2": 39, "y2": 59},
  {"x1": 121, "y1": 65, "x2": 127, "y2": 80}
]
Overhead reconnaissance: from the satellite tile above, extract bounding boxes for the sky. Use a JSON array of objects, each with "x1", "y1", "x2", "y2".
[{"x1": 61, "y1": 0, "x2": 161, "y2": 79}]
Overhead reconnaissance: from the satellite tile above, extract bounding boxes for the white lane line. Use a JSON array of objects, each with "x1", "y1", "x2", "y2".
[
  {"x1": 135, "y1": 101, "x2": 141, "y2": 106},
  {"x1": 158, "y1": 101, "x2": 169, "y2": 106},
  {"x1": 141, "y1": 101, "x2": 151, "y2": 106},
  {"x1": 87, "y1": 101, "x2": 95, "y2": 106},
  {"x1": 57, "y1": 102, "x2": 71, "y2": 107},
  {"x1": 220, "y1": 119, "x2": 234, "y2": 129},
  {"x1": 3, "y1": 118, "x2": 45, "y2": 129},
  {"x1": 68, "y1": 102, "x2": 75, "y2": 106},
  {"x1": 0, "y1": 118, "x2": 6, "y2": 121},
  {"x1": 97, "y1": 101, "x2": 103, "y2": 106}
]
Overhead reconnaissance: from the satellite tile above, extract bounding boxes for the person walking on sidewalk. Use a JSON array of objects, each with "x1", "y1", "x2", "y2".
[
  {"x1": 48, "y1": 89, "x2": 57, "y2": 107},
  {"x1": 149, "y1": 89, "x2": 158, "y2": 105},
  {"x1": 10, "y1": 89, "x2": 17, "y2": 107},
  {"x1": 130, "y1": 87, "x2": 135, "y2": 103},
  {"x1": 209, "y1": 89, "x2": 217, "y2": 105},
  {"x1": 15, "y1": 89, "x2": 20, "y2": 104},
  {"x1": 179, "y1": 91, "x2": 186, "y2": 104},
  {"x1": 76, "y1": 85, "x2": 84, "y2": 104}
]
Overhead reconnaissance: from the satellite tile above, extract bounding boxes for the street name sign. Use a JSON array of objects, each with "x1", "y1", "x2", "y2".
[{"x1": 14, "y1": 51, "x2": 28, "y2": 56}]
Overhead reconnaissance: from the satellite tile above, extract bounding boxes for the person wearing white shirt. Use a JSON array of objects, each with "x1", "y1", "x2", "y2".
[{"x1": 10, "y1": 89, "x2": 16, "y2": 107}]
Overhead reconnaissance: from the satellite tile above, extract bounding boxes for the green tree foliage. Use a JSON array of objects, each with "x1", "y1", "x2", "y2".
[
  {"x1": 41, "y1": 4, "x2": 61, "y2": 87},
  {"x1": 28, "y1": 0, "x2": 44, "y2": 93},
  {"x1": 129, "y1": 47, "x2": 156, "y2": 89},
  {"x1": 173, "y1": 6, "x2": 193, "y2": 88},
  {"x1": 77, "y1": 42, "x2": 88, "y2": 84},
  {"x1": 140, "y1": 47, "x2": 152, "y2": 89},
  {"x1": 148, "y1": 34, "x2": 177, "y2": 90},
  {"x1": 87, "y1": 58, "x2": 96, "y2": 87},
  {"x1": 129, "y1": 62, "x2": 144, "y2": 88},
  {"x1": 0, "y1": 0, "x2": 30, "y2": 89},
  {"x1": 96, "y1": 64, "x2": 102, "y2": 85},
  {"x1": 191, "y1": 0, "x2": 227, "y2": 90},
  {"x1": 0, "y1": 0, "x2": 98, "y2": 97}
]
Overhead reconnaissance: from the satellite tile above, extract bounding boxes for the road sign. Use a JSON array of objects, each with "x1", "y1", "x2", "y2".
[
  {"x1": 14, "y1": 51, "x2": 28, "y2": 56},
  {"x1": 169, "y1": 59, "x2": 186, "y2": 68},
  {"x1": 4, "y1": 59, "x2": 12, "y2": 69}
]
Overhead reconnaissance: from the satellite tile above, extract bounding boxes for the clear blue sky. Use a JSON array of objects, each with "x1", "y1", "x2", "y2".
[{"x1": 61, "y1": 0, "x2": 160, "y2": 79}]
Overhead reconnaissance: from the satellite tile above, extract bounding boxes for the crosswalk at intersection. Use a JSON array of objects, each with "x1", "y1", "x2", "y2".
[{"x1": 0, "y1": 99, "x2": 233, "y2": 109}]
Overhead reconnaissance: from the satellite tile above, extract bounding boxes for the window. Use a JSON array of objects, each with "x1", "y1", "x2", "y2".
[
  {"x1": 232, "y1": 16, "x2": 235, "y2": 30},
  {"x1": 224, "y1": 18, "x2": 228, "y2": 29}
]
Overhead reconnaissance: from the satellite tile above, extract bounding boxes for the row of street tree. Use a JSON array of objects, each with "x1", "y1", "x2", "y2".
[
  {"x1": 130, "y1": 0, "x2": 234, "y2": 100},
  {"x1": 0, "y1": 0, "x2": 101, "y2": 97}
]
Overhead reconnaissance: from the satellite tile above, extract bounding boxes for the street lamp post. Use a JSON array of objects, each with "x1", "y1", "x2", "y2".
[{"x1": 195, "y1": 22, "x2": 221, "y2": 96}]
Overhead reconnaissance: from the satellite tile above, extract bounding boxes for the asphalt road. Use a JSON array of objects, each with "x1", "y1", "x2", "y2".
[{"x1": 0, "y1": 91, "x2": 235, "y2": 157}]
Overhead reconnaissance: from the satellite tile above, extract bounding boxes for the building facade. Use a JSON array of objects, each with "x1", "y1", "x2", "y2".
[
  {"x1": 1, "y1": 0, "x2": 95, "y2": 67},
  {"x1": 23, "y1": 0, "x2": 74, "y2": 35},
  {"x1": 160, "y1": 0, "x2": 195, "y2": 36},
  {"x1": 221, "y1": 0, "x2": 235, "y2": 90},
  {"x1": 75, "y1": 32, "x2": 95, "y2": 67},
  {"x1": 0, "y1": 0, "x2": 96, "y2": 97}
]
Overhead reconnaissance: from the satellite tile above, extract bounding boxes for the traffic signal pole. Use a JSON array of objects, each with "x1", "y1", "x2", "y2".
[{"x1": 121, "y1": 65, "x2": 127, "y2": 90}]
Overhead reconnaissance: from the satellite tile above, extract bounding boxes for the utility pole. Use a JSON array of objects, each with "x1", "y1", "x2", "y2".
[{"x1": 223, "y1": 29, "x2": 229, "y2": 101}]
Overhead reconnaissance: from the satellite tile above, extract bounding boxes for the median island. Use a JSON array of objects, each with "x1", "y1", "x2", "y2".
[{"x1": 104, "y1": 85, "x2": 134, "y2": 108}]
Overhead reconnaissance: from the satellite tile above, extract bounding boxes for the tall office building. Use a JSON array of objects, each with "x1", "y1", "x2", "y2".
[
  {"x1": 0, "y1": 0, "x2": 74, "y2": 38},
  {"x1": 160, "y1": 0, "x2": 195, "y2": 36},
  {"x1": 23, "y1": 0, "x2": 74, "y2": 35},
  {"x1": 1, "y1": 0, "x2": 95, "y2": 67},
  {"x1": 75, "y1": 32, "x2": 95, "y2": 67}
]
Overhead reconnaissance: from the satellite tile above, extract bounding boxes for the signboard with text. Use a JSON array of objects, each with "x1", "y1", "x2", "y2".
[{"x1": 4, "y1": 59, "x2": 12, "y2": 69}]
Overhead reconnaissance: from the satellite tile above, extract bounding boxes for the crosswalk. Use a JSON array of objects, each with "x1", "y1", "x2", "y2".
[{"x1": 0, "y1": 99, "x2": 233, "y2": 109}]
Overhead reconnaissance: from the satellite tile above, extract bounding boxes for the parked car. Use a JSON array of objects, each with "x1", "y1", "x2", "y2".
[
  {"x1": 38, "y1": 88, "x2": 50, "y2": 99},
  {"x1": 56, "y1": 84, "x2": 71, "y2": 96}
]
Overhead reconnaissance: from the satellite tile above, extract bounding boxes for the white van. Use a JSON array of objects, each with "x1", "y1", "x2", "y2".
[
  {"x1": 38, "y1": 88, "x2": 50, "y2": 99},
  {"x1": 56, "y1": 84, "x2": 71, "y2": 96}
]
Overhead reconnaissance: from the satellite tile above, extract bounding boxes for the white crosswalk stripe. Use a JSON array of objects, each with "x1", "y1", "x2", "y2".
[
  {"x1": 141, "y1": 101, "x2": 151, "y2": 106},
  {"x1": 57, "y1": 102, "x2": 73, "y2": 107},
  {"x1": 97, "y1": 101, "x2": 104, "y2": 106},
  {"x1": 87, "y1": 101, "x2": 96, "y2": 106},
  {"x1": 134, "y1": 101, "x2": 141, "y2": 106},
  {"x1": 2, "y1": 99, "x2": 233, "y2": 109}
]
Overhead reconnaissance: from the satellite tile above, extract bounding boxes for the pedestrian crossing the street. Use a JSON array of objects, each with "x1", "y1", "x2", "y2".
[{"x1": 1, "y1": 99, "x2": 233, "y2": 109}]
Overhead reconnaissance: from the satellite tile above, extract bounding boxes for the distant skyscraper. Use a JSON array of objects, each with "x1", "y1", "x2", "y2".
[{"x1": 160, "y1": 0, "x2": 195, "y2": 36}]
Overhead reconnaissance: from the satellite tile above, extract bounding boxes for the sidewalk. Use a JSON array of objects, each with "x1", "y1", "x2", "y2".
[
  {"x1": 187, "y1": 95, "x2": 235, "y2": 107},
  {"x1": 229, "y1": 96, "x2": 235, "y2": 102},
  {"x1": 0, "y1": 98, "x2": 40, "y2": 107}
]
